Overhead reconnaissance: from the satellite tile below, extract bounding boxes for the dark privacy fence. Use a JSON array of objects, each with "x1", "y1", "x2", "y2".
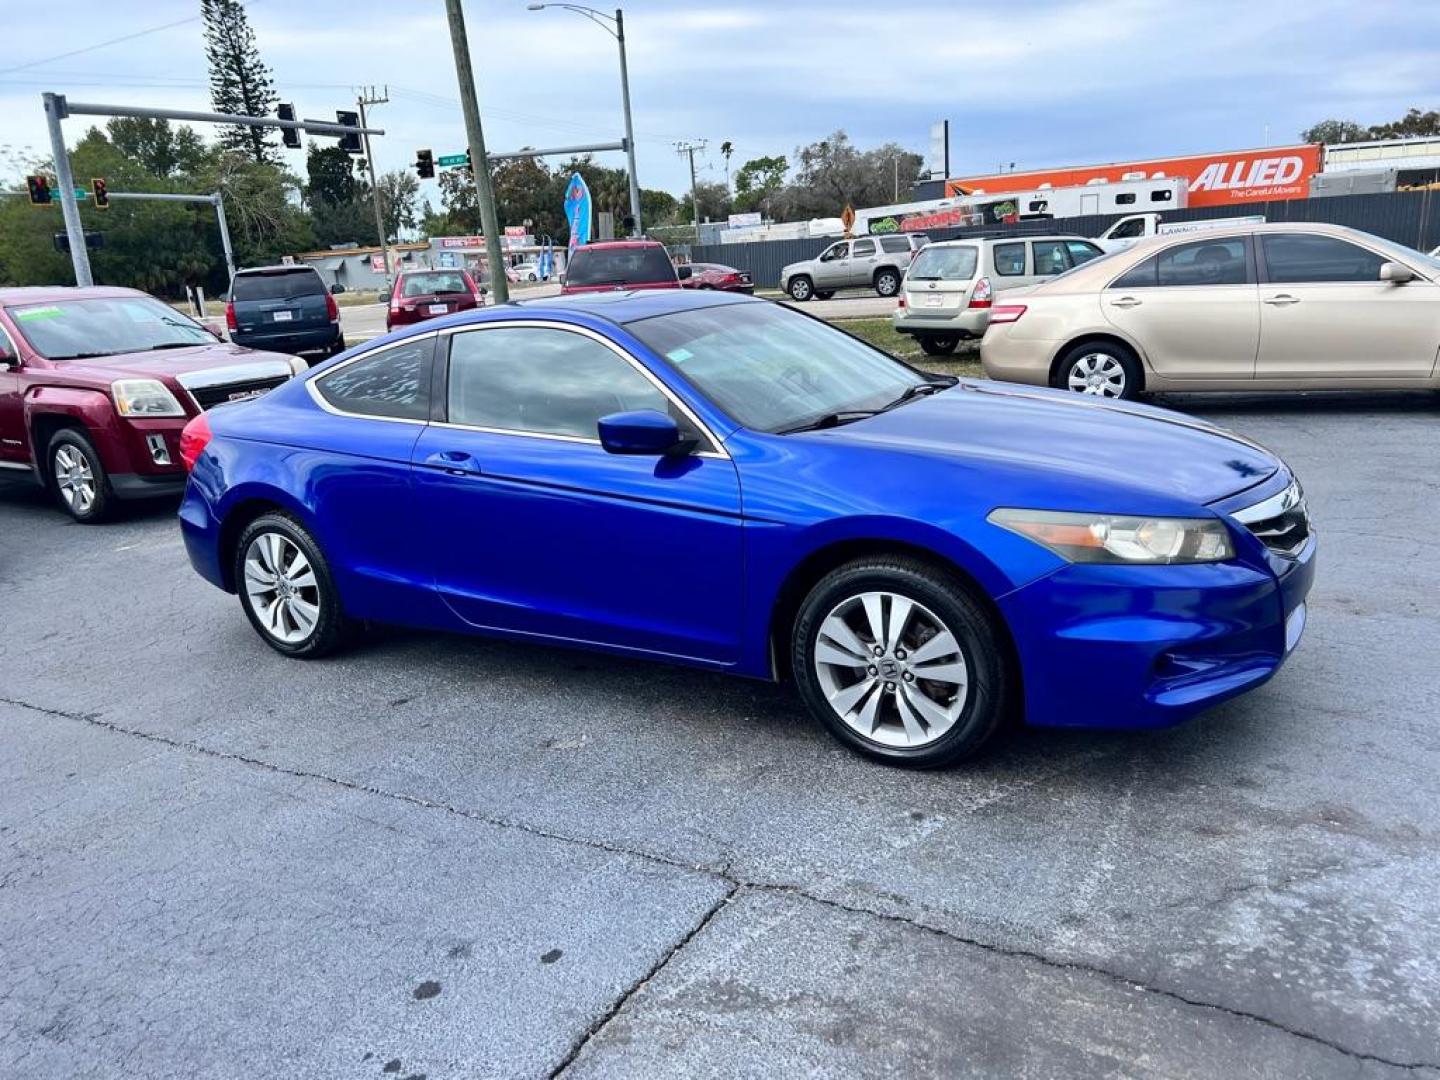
[{"x1": 686, "y1": 189, "x2": 1440, "y2": 289}]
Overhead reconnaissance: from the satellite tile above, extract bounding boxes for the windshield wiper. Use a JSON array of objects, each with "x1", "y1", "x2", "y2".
[
  {"x1": 881, "y1": 378, "x2": 956, "y2": 412},
  {"x1": 48, "y1": 351, "x2": 117, "y2": 361},
  {"x1": 776, "y1": 409, "x2": 879, "y2": 435},
  {"x1": 146, "y1": 341, "x2": 204, "y2": 351}
]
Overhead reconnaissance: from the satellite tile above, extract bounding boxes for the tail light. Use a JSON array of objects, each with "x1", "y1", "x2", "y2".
[
  {"x1": 988, "y1": 304, "x2": 1027, "y2": 324},
  {"x1": 897, "y1": 296, "x2": 906, "y2": 310},
  {"x1": 325, "y1": 291, "x2": 339, "y2": 321},
  {"x1": 179, "y1": 412, "x2": 213, "y2": 471},
  {"x1": 224, "y1": 301, "x2": 237, "y2": 331},
  {"x1": 969, "y1": 277, "x2": 993, "y2": 309}
]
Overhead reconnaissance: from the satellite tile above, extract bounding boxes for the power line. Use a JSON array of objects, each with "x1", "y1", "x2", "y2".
[{"x1": 0, "y1": 15, "x2": 202, "y2": 76}]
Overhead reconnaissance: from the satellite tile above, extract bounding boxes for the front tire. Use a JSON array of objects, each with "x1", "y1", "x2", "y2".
[
  {"x1": 920, "y1": 334, "x2": 960, "y2": 356},
  {"x1": 791, "y1": 557, "x2": 1009, "y2": 767},
  {"x1": 787, "y1": 276, "x2": 814, "y2": 301},
  {"x1": 1055, "y1": 341, "x2": 1142, "y2": 400},
  {"x1": 235, "y1": 513, "x2": 351, "y2": 658},
  {"x1": 874, "y1": 269, "x2": 902, "y2": 297},
  {"x1": 47, "y1": 428, "x2": 113, "y2": 523}
]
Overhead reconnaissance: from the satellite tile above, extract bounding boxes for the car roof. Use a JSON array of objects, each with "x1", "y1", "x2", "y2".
[
  {"x1": 0, "y1": 285, "x2": 148, "y2": 305},
  {"x1": 233, "y1": 264, "x2": 321, "y2": 276},
  {"x1": 921, "y1": 234, "x2": 1094, "y2": 249},
  {"x1": 572, "y1": 240, "x2": 666, "y2": 251}
]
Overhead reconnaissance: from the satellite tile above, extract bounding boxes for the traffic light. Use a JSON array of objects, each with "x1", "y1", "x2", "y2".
[
  {"x1": 416, "y1": 149, "x2": 434, "y2": 179},
  {"x1": 336, "y1": 110, "x2": 361, "y2": 154},
  {"x1": 277, "y1": 103, "x2": 301, "y2": 149},
  {"x1": 91, "y1": 178, "x2": 109, "y2": 210},
  {"x1": 26, "y1": 175, "x2": 52, "y2": 206}
]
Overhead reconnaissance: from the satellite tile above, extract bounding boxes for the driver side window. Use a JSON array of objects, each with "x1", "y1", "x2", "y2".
[{"x1": 821, "y1": 243, "x2": 849, "y2": 263}]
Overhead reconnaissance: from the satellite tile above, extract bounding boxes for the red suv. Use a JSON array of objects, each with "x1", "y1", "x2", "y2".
[
  {"x1": 385, "y1": 268, "x2": 485, "y2": 331},
  {"x1": 560, "y1": 240, "x2": 679, "y2": 295},
  {"x1": 0, "y1": 286, "x2": 305, "y2": 522}
]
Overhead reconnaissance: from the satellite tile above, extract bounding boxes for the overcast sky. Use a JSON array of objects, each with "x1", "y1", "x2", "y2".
[{"x1": 3, "y1": 0, "x2": 1437, "y2": 204}]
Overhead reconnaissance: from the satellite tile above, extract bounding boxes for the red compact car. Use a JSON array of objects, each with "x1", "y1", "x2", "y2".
[
  {"x1": 0, "y1": 286, "x2": 305, "y2": 522},
  {"x1": 560, "y1": 240, "x2": 680, "y2": 295},
  {"x1": 679, "y1": 262, "x2": 754, "y2": 293},
  {"x1": 385, "y1": 269, "x2": 484, "y2": 331}
]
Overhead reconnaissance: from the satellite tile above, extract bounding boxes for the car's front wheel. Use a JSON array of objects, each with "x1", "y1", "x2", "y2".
[
  {"x1": 792, "y1": 557, "x2": 1009, "y2": 767},
  {"x1": 47, "y1": 428, "x2": 113, "y2": 523},
  {"x1": 874, "y1": 269, "x2": 902, "y2": 297},
  {"x1": 787, "y1": 276, "x2": 814, "y2": 301},
  {"x1": 235, "y1": 512, "x2": 351, "y2": 657},
  {"x1": 1055, "y1": 341, "x2": 1141, "y2": 400},
  {"x1": 920, "y1": 334, "x2": 960, "y2": 356}
]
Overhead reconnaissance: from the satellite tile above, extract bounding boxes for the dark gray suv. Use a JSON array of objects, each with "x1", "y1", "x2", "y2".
[{"x1": 226, "y1": 266, "x2": 343, "y2": 363}]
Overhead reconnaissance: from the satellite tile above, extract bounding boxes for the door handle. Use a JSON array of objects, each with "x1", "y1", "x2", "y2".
[
  {"x1": 1110, "y1": 296, "x2": 1142, "y2": 309},
  {"x1": 1263, "y1": 294, "x2": 1300, "y2": 306},
  {"x1": 424, "y1": 450, "x2": 482, "y2": 476}
]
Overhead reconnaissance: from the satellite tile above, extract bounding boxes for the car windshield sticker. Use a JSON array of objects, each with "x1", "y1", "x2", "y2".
[
  {"x1": 14, "y1": 306, "x2": 64, "y2": 321},
  {"x1": 666, "y1": 348, "x2": 694, "y2": 364}
]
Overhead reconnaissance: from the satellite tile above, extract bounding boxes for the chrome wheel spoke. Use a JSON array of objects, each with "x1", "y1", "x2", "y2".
[
  {"x1": 884, "y1": 596, "x2": 913, "y2": 653},
  {"x1": 913, "y1": 659, "x2": 967, "y2": 686},
  {"x1": 860, "y1": 594, "x2": 886, "y2": 648},
  {"x1": 901, "y1": 681, "x2": 956, "y2": 735},
  {"x1": 908, "y1": 629, "x2": 958, "y2": 666},
  {"x1": 819, "y1": 614, "x2": 869, "y2": 661},
  {"x1": 816, "y1": 640, "x2": 868, "y2": 668},
  {"x1": 828, "y1": 676, "x2": 878, "y2": 717},
  {"x1": 288, "y1": 596, "x2": 319, "y2": 633},
  {"x1": 893, "y1": 688, "x2": 928, "y2": 743}
]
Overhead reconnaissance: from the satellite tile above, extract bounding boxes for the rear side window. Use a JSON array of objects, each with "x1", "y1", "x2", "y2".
[
  {"x1": 1261, "y1": 233, "x2": 1386, "y2": 284},
  {"x1": 1031, "y1": 241, "x2": 1070, "y2": 276},
  {"x1": 1112, "y1": 237, "x2": 1250, "y2": 288},
  {"x1": 566, "y1": 246, "x2": 677, "y2": 287},
  {"x1": 852, "y1": 239, "x2": 876, "y2": 257},
  {"x1": 316, "y1": 339, "x2": 431, "y2": 420},
  {"x1": 879, "y1": 236, "x2": 912, "y2": 254},
  {"x1": 232, "y1": 269, "x2": 326, "y2": 301},
  {"x1": 992, "y1": 243, "x2": 1026, "y2": 276}
]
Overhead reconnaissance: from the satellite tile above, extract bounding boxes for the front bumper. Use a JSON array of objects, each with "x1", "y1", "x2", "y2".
[{"x1": 998, "y1": 525, "x2": 1316, "y2": 731}]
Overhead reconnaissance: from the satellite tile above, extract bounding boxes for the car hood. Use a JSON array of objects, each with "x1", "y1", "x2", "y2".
[
  {"x1": 813, "y1": 381, "x2": 1278, "y2": 508},
  {"x1": 57, "y1": 342, "x2": 294, "y2": 380}
]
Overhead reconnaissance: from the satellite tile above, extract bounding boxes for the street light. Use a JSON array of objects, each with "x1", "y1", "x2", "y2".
[{"x1": 527, "y1": 3, "x2": 642, "y2": 236}]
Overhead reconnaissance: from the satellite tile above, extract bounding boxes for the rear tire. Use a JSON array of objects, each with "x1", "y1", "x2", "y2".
[
  {"x1": 787, "y1": 276, "x2": 814, "y2": 302},
  {"x1": 874, "y1": 269, "x2": 902, "y2": 297},
  {"x1": 1054, "y1": 341, "x2": 1142, "y2": 400},
  {"x1": 920, "y1": 335, "x2": 960, "y2": 356},
  {"x1": 47, "y1": 428, "x2": 113, "y2": 523},
  {"x1": 234, "y1": 512, "x2": 352, "y2": 658},
  {"x1": 791, "y1": 557, "x2": 1009, "y2": 768}
]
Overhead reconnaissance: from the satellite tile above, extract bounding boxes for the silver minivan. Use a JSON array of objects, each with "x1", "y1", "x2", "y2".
[{"x1": 893, "y1": 235, "x2": 1103, "y2": 355}]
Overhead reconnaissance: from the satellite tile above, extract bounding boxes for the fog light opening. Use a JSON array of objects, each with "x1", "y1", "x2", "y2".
[{"x1": 146, "y1": 433, "x2": 172, "y2": 466}]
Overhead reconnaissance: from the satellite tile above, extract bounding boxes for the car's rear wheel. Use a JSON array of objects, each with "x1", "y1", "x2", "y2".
[
  {"x1": 787, "y1": 276, "x2": 814, "y2": 301},
  {"x1": 920, "y1": 334, "x2": 960, "y2": 356},
  {"x1": 792, "y1": 557, "x2": 1009, "y2": 767},
  {"x1": 47, "y1": 429, "x2": 113, "y2": 523},
  {"x1": 1055, "y1": 342, "x2": 1141, "y2": 400},
  {"x1": 874, "y1": 269, "x2": 902, "y2": 297},
  {"x1": 235, "y1": 512, "x2": 351, "y2": 658}
]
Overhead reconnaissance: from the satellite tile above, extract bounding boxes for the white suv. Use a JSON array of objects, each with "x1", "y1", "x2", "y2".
[
  {"x1": 781, "y1": 233, "x2": 929, "y2": 301},
  {"x1": 893, "y1": 235, "x2": 1104, "y2": 355}
]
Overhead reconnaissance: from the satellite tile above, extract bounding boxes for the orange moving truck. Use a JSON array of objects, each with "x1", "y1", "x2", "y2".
[{"x1": 947, "y1": 145, "x2": 1323, "y2": 208}]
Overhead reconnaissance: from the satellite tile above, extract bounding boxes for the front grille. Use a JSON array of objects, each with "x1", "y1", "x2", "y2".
[
  {"x1": 1234, "y1": 481, "x2": 1310, "y2": 558},
  {"x1": 190, "y1": 375, "x2": 289, "y2": 411}
]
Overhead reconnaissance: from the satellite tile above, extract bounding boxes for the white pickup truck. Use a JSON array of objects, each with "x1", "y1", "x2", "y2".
[{"x1": 1095, "y1": 212, "x2": 1267, "y2": 252}]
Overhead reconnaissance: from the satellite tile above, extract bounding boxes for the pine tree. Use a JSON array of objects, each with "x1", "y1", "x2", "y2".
[{"x1": 201, "y1": 0, "x2": 279, "y2": 165}]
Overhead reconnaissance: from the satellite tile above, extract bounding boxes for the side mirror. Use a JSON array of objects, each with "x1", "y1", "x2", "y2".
[
  {"x1": 597, "y1": 409, "x2": 685, "y2": 455},
  {"x1": 1379, "y1": 261, "x2": 1414, "y2": 284},
  {"x1": 330, "y1": 283, "x2": 346, "y2": 294},
  {"x1": 677, "y1": 265, "x2": 693, "y2": 280}
]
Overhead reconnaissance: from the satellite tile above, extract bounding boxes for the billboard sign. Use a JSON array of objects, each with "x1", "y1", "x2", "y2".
[
  {"x1": 946, "y1": 145, "x2": 1322, "y2": 208},
  {"x1": 727, "y1": 211, "x2": 762, "y2": 227},
  {"x1": 565, "y1": 173, "x2": 593, "y2": 250}
]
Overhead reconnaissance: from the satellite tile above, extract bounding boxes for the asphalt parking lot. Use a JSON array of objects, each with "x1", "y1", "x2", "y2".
[{"x1": 2, "y1": 391, "x2": 1438, "y2": 1078}]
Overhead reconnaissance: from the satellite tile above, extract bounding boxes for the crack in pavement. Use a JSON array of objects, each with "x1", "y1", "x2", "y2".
[{"x1": 4, "y1": 695, "x2": 1437, "y2": 1074}]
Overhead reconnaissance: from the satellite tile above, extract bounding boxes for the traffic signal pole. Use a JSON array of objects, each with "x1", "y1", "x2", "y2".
[{"x1": 43, "y1": 93, "x2": 91, "y2": 286}]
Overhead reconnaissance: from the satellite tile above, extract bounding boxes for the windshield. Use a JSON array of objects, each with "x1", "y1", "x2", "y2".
[
  {"x1": 231, "y1": 269, "x2": 326, "y2": 301},
  {"x1": 401, "y1": 272, "x2": 470, "y2": 297},
  {"x1": 10, "y1": 297, "x2": 214, "y2": 360},
  {"x1": 567, "y1": 246, "x2": 677, "y2": 286},
  {"x1": 628, "y1": 302, "x2": 925, "y2": 433},
  {"x1": 908, "y1": 246, "x2": 978, "y2": 281}
]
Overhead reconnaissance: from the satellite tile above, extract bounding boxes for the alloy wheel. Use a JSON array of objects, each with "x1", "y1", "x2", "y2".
[
  {"x1": 1067, "y1": 352, "x2": 1127, "y2": 397},
  {"x1": 876, "y1": 272, "x2": 900, "y2": 297},
  {"x1": 789, "y1": 278, "x2": 812, "y2": 301},
  {"x1": 243, "y1": 531, "x2": 322, "y2": 645},
  {"x1": 53, "y1": 444, "x2": 96, "y2": 515},
  {"x1": 813, "y1": 590, "x2": 970, "y2": 749}
]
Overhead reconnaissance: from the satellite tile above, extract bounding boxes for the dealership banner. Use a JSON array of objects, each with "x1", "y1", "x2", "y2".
[
  {"x1": 565, "y1": 173, "x2": 593, "y2": 250},
  {"x1": 946, "y1": 145, "x2": 1322, "y2": 208}
]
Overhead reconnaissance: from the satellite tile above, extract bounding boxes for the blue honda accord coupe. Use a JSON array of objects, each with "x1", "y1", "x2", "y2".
[{"x1": 178, "y1": 290, "x2": 1314, "y2": 767}]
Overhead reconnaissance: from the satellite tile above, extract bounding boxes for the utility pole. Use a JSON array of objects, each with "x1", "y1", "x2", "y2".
[
  {"x1": 43, "y1": 92, "x2": 91, "y2": 286},
  {"x1": 444, "y1": 0, "x2": 508, "y2": 304},
  {"x1": 675, "y1": 139, "x2": 706, "y2": 230},
  {"x1": 357, "y1": 85, "x2": 392, "y2": 281},
  {"x1": 613, "y1": 8, "x2": 641, "y2": 237}
]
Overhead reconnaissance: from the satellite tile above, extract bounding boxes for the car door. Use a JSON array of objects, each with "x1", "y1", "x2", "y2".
[
  {"x1": 849, "y1": 238, "x2": 878, "y2": 287},
  {"x1": 0, "y1": 319, "x2": 27, "y2": 467},
  {"x1": 813, "y1": 241, "x2": 850, "y2": 289},
  {"x1": 410, "y1": 321, "x2": 745, "y2": 665},
  {"x1": 1255, "y1": 232, "x2": 1440, "y2": 380},
  {"x1": 1101, "y1": 235, "x2": 1260, "y2": 382}
]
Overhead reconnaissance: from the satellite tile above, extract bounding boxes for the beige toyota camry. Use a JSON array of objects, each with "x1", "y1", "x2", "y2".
[{"x1": 980, "y1": 222, "x2": 1440, "y2": 399}]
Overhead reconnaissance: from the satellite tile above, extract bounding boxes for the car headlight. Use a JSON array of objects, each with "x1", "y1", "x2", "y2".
[
  {"x1": 112, "y1": 378, "x2": 186, "y2": 418},
  {"x1": 988, "y1": 508, "x2": 1233, "y2": 564}
]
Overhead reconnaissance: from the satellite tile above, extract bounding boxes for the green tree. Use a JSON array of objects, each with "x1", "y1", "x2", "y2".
[
  {"x1": 785, "y1": 131, "x2": 922, "y2": 219},
  {"x1": 733, "y1": 154, "x2": 787, "y2": 215},
  {"x1": 202, "y1": 0, "x2": 279, "y2": 165},
  {"x1": 435, "y1": 168, "x2": 481, "y2": 234},
  {"x1": 1367, "y1": 108, "x2": 1440, "y2": 140},
  {"x1": 640, "y1": 188, "x2": 679, "y2": 228},
  {"x1": 377, "y1": 170, "x2": 420, "y2": 240},
  {"x1": 1299, "y1": 119, "x2": 1368, "y2": 144},
  {"x1": 305, "y1": 143, "x2": 371, "y2": 247},
  {"x1": 678, "y1": 180, "x2": 732, "y2": 224},
  {"x1": 106, "y1": 118, "x2": 208, "y2": 178}
]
